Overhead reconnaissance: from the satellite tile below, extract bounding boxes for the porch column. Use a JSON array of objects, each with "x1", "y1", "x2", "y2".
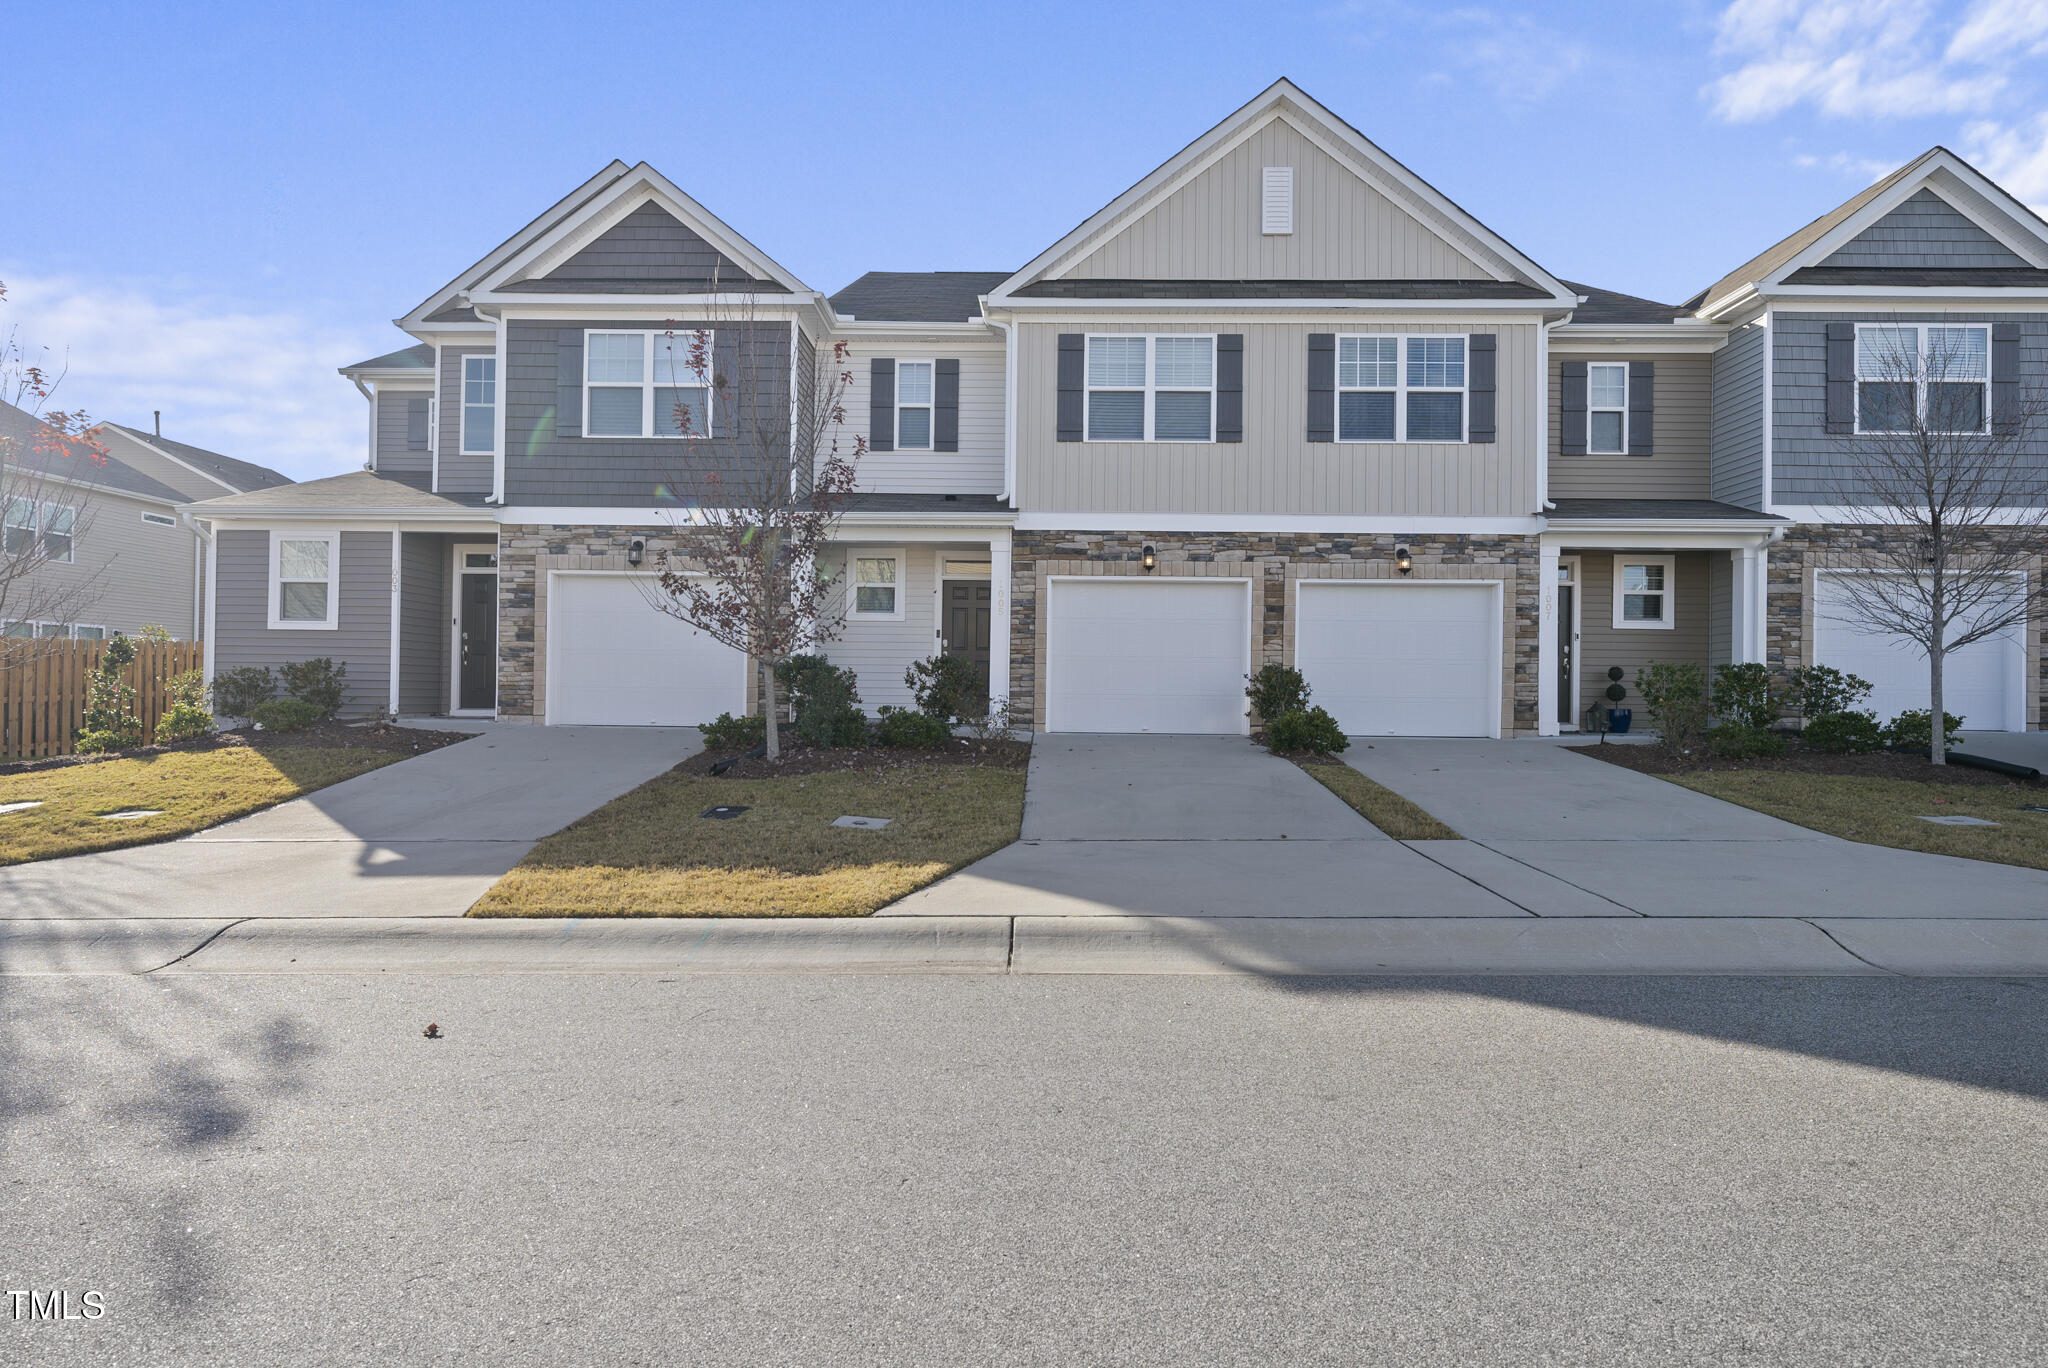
[
  {"x1": 988, "y1": 529, "x2": 1012, "y2": 712},
  {"x1": 1536, "y1": 540, "x2": 1560, "y2": 737},
  {"x1": 1734, "y1": 544, "x2": 1766, "y2": 664}
]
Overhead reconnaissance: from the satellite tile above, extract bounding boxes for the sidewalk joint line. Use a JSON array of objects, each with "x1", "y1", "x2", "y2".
[
  {"x1": 141, "y1": 918, "x2": 250, "y2": 976},
  {"x1": 1468, "y1": 839, "x2": 1645, "y2": 917},
  {"x1": 1801, "y1": 919, "x2": 1904, "y2": 977}
]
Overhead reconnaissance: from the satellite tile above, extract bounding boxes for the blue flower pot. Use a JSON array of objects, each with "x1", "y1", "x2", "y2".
[{"x1": 1607, "y1": 708, "x2": 1632, "y2": 734}]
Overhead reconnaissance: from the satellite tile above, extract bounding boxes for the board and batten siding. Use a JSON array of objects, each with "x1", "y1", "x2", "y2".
[
  {"x1": 1061, "y1": 118, "x2": 1490, "y2": 282},
  {"x1": 837, "y1": 339, "x2": 1003, "y2": 494},
  {"x1": 1015, "y1": 319, "x2": 1540, "y2": 516},
  {"x1": 17, "y1": 490, "x2": 201, "y2": 638},
  {"x1": 1709, "y1": 320, "x2": 1767, "y2": 509},
  {"x1": 398, "y1": 532, "x2": 451, "y2": 714},
  {"x1": 438, "y1": 345, "x2": 496, "y2": 495},
  {"x1": 213, "y1": 529, "x2": 392, "y2": 715},
  {"x1": 1547, "y1": 353, "x2": 1710, "y2": 499},
  {"x1": 1772, "y1": 311, "x2": 2048, "y2": 504},
  {"x1": 375, "y1": 389, "x2": 430, "y2": 484},
  {"x1": 1571, "y1": 550, "x2": 1711, "y2": 716},
  {"x1": 501, "y1": 318, "x2": 789, "y2": 507}
]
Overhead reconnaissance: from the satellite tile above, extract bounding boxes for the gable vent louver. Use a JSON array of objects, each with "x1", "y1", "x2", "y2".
[{"x1": 1261, "y1": 166, "x2": 1294, "y2": 235}]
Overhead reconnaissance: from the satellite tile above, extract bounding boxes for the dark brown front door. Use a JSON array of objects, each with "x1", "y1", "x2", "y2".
[
  {"x1": 459, "y1": 574, "x2": 497, "y2": 711},
  {"x1": 943, "y1": 581, "x2": 992, "y2": 701}
]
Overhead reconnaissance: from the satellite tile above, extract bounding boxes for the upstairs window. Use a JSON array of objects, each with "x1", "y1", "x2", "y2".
[
  {"x1": 585, "y1": 329, "x2": 712, "y2": 438},
  {"x1": 895, "y1": 361, "x2": 933, "y2": 450},
  {"x1": 461, "y1": 355, "x2": 497, "y2": 455},
  {"x1": 1336, "y1": 335, "x2": 1466, "y2": 441},
  {"x1": 1085, "y1": 335, "x2": 1214, "y2": 442},
  {"x1": 1856, "y1": 323, "x2": 1990, "y2": 435},
  {"x1": 1588, "y1": 363, "x2": 1628, "y2": 455},
  {"x1": 4, "y1": 500, "x2": 74, "y2": 563}
]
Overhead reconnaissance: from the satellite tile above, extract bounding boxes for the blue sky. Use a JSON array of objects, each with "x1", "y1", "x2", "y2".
[{"x1": 9, "y1": 0, "x2": 2048, "y2": 478}]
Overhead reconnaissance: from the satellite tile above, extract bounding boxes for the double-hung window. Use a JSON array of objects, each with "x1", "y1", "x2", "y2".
[
  {"x1": 1336, "y1": 336, "x2": 1466, "y2": 441},
  {"x1": 4, "y1": 500, "x2": 74, "y2": 562},
  {"x1": 1856, "y1": 323, "x2": 1990, "y2": 435},
  {"x1": 895, "y1": 361, "x2": 933, "y2": 449},
  {"x1": 270, "y1": 531, "x2": 340, "y2": 630},
  {"x1": 1588, "y1": 364, "x2": 1628, "y2": 454},
  {"x1": 1085, "y1": 335, "x2": 1214, "y2": 441},
  {"x1": 584, "y1": 329, "x2": 712, "y2": 438},
  {"x1": 1613, "y1": 556, "x2": 1675, "y2": 630},
  {"x1": 850, "y1": 550, "x2": 903, "y2": 620},
  {"x1": 461, "y1": 355, "x2": 497, "y2": 454}
]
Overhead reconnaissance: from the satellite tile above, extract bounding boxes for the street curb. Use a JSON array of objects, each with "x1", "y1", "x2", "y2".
[{"x1": 0, "y1": 919, "x2": 240, "y2": 975}]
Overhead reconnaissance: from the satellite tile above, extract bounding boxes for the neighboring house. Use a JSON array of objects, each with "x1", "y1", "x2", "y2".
[
  {"x1": 2, "y1": 402, "x2": 288, "y2": 640},
  {"x1": 188, "y1": 80, "x2": 2047, "y2": 734}
]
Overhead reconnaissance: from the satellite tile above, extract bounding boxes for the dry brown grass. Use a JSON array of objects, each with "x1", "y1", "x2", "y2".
[{"x1": 1672, "y1": 770, "x2": 2048, "y2": 870}]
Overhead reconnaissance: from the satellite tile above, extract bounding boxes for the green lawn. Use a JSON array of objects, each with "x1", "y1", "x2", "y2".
[
  {"x1": 1671, "y1": 769, "x2": 2048, "y2": 871},
  {"x1": 470, "y1": 763, "x2": 1027, "y2": 917},
  {"x1": 0, "y1": 747, "x2": 404, "y2": 865},
  {"x1": 1297, "y1": 760, "x2": 1462, "y2": 841}
]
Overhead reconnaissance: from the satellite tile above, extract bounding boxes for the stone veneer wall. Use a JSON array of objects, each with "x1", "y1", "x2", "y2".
[
  {"x1": 1009, "y1": 531, "x2": 1542, "y2": 735},
  {"x1": 1767, "y1": 524, "x2": 2043, "y2": 729}
]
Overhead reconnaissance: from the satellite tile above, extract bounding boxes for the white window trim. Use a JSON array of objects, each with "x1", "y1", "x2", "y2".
[
  {"x1": 1334, "y1": 334, "x2": 1469, "y2": 443},
  {"x1": 849, "y1": 547, "x2": 907, "y2": 622},
  {"x1": 460, "y1": 354, "x2": 497, "y2": 456},
  {"x1": 582, "y1": 328, "x2": 714, "y2": 440},
  {"x1": 139, "y1": 510, "x2": 179, "y2": 527},
  {"x1": 6, "y1": 620, "x2": 107, "y2": 640},
  {"x1": 1587, "y1": 362, "x2": 1629, "y2": 455},
  {"x1": 71, "y1": 623, "x2": 106, "y2": 640},
  {"x1": 894, "y1": 358, "x2": 935, "y2": 451},
  {"x1": 1084, "y1": 334, "x2": 1217, "y2": 444},
  {"x1": 268, "y1": 529, "x2": 342, "y2": 631},
  {"x1": 1853, "y1": 322, "x2": 1992, "y2": 436},
  {"x1": 7, "y1": 500, "x2": 76, "y2": 563},
  {"x1": 1612, "y1": 554, "x2": 1676, "y2": 631}
]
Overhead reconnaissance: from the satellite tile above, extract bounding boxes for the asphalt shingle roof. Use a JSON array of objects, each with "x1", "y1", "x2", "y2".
[
  {"x1": 1559, "y1": 280, "x2": 1692, "y2": 325},
  {"x1": 340, "y1": 343, "x2": 435, "y2": 373},
  {"x1": 1547, "y1": 498, "x2": 1787, "y2": 522},
  {"x1": 106, "y1": 425, "x2": 293, "y2": 493},
  {"x1": 0, "y1": 401, "x2": 188, "y2": 504},
  {"x1": 830, "y1": 272, "x2": 1011, "y2": 322},
  {"x1": 185, "y1": 469, "x2": 491, "y2": 513}
]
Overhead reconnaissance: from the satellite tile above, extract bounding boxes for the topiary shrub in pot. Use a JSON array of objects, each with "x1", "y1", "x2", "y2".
[
  {"x1": 1603, "y1": 666, "x2": 1630, "y2": 733},
  {"x1": 875, "y1": 706, "x2": 951, "y2": 749},
  {"x1": 1264, "y1": 706, "x2": 1349, "y2": 755},
  {"x1": 1245, "y1": 664, "x2": 1311, "y2": 726}
]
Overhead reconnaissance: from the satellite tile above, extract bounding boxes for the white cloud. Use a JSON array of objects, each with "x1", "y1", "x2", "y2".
[
  {"x1": 1963, "y1": 112, "x2": 2048, "y2": 208},
  {"x1": 1439, "y1": 9, "x2": 1589, "y2": 106},
  {"x1": 1792, "y1": 150, "x2": 1906, "y2": 180},
  {"x1": 1707, "y1": 0, "x2": 2016, "y2": 122},
  {"x1": 0, "y1": 273, "x2": 384, "y2": 482}
]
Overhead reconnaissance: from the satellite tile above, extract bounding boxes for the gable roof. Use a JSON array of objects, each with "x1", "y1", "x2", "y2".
[
  {"x1": 184, "y1": 468, "x2": 490, "y2": 516},
  {"x1": 832, "y1": 271, "x2": 1012, "y2": 322},
  {"x1": 1559, "y1": 280, "x2": 1692, "y2": 325},
  {"x1": 990, "y1": 79, "x2": 1574, "y2": 306},
  {"x1": 341, "y1": 343, "x2": 435, "y2": 375},
  {"x1": 1689, "y1": 147, "x2": 2048, "y2": 315},
  {"x1": 103, "y1": 425, "x2": 294, "y2": 494},
  {"x1": 0, "y1": 401, "x2": 188, "y2": 504}
]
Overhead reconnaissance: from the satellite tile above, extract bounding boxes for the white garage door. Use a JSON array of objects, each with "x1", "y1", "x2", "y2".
[
  {"x1": 1814, "y1": 574, "x2": 2023, "y2": 731},
  {"x1": 1295, "y1": 581, "x2": 1500, "y2": 737},
  {"x1": 1046, "y1": 578, "x2": 1249, "y2": 733},
  {"x1": 547, "y1": 573, "x2": 747, "y2": 726}
]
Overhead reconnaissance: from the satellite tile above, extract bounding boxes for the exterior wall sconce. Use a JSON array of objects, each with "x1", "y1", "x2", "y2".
[
  {"x1": 1395, "y1": 546, "x2": 1413, "y2": 575},
  {"x1": 628, "y1": 538, "x2": 646, "y2": 567},
  {"x1": 1141, "y1": 544, "x2": 1157, "y2": 572}
]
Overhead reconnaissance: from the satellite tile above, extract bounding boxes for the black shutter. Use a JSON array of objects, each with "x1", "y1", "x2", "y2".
[
  {"x1": 555, "y1": 330, "x2": 582, "y2": 439},
  {"x1": 1825, "y1": 322, "x2": 1855, "y2": 435},
  {"x1": 869, "y1": 357, "x2": 895, "y2": 452},
  {"x1": 1467, "y1": 334, "x2": 1496, "y2": 444},
  {"x1": 1993, "y1": 322, "x2": 2021, "y2": 434},
  {"x1": 1560, "y1": 360, "x2": 1587, "y2": 456},
  {"x1": 406, "y1": 396, "x2": 428, "y2": 450},
  {"x1": 1306, "y1": 333, "x2": 1335, "y2": 442},
  {"x1": 934, "y1": 359, "x2": 959, "y2": 452},
  {"x1": 1216, "y1": 334, "x2": 1244, "y2": 442},
  {"x1": 1056, "y1": 334, "x2": 1085, "y2": 442},
  {"x1": 1627, "y1": 360, "x2": 1655, "y2": 456}
]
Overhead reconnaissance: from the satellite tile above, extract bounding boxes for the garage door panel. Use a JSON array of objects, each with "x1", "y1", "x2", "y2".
[
  {"x1": 1047, "y1": 580, "x2": 1248, "y2": 734},
  {"x1": 1296, "y1": 583, "x2": 1499, "y2": 737},
  {"x1": 549, "y1": 574, "x2": 747, "y2": 726},
  {"x1": 1814, "y1": 576, "x2": 2020, "y2": 731}
]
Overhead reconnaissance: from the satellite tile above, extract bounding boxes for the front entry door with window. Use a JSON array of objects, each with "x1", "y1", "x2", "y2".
[
  {"x1": 943, "y1": 581, "x2": 992, "y2": 702},
  {"x1": 457, "y1": 552, "x2": 498, "y2": 712}
]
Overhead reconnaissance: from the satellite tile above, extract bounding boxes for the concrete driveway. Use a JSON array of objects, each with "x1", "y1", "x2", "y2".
[{"x1": 0, "y1": 723, "x2": 700, "y2": 920}]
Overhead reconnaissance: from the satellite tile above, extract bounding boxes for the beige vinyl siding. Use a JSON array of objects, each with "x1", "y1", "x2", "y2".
[
  {"x1": 1016, "y1": 318, "x2": 1540, "y2": 516},
  {"x1": 1061, "y1": 118, "x2": 1491, "y2": 282},
  {"x1": 825, "y1": 544, "x2": 939, "y2": 710},
  {"x1": 212, "y1": 528, "x2": 393, "y2": 715},
  {"x1": 837, "y1": 340, "x2": 1004, "y2": 495},
  {"x1": 438, "y1": 345, "x2": 496, "y2": 495},
  {"x1": 9, "y1": 490, "x2": 201, "y2": 639},
  {"x1": 1547, "y1": 354, "x2": 1711, "y2": 499},
  {"x1": 1573, "y1": 551, "x2": 1711, "y2": 718},
  {"x1": 375, "y1": 389, "x2": 430, "y2": 480},
  {"x1": 95, "y1": 428, "x2": 237, "y2": 501}
]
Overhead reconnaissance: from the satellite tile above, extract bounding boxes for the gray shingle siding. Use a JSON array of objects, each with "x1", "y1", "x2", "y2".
[
  {"x1": 375, "y1": 390, "x2": 429, "y2": 478},
  {"x1": 1772, "y1": 311, "x2": 2048, "y2": 503},
  {"x1": 438, "y1": 345, "x2": 495, "y2": 495},
  {"x1": 212, "y1": 529, "x2": 392, "y2": 716},
  {"x1": 1710, "y1": 321, "x2": 1767, "y2": 508},
  {"x1": 398, "y1": 532, "x2": 450, "y2": 714},
  {"x1": 519, "y1": 202, "x2": 776, "y2": 291},
  {"x1": 1819, "y1": 190, "x2": 2028, "y2": 269},
  {"x1": 501, "y1": 318, "x2": 791, "y2": 506}
]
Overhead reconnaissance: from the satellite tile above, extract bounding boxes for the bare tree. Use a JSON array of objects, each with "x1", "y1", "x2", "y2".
[
  {"x1": 1819, "y1": 322, "x2": 2048, "y2": 763},
  {"x1": 1, "y1": 279, "x2": 108, "y2": 662},
  {"x1": 646, "y1": 280, "x2": 863, "y2": 760}
]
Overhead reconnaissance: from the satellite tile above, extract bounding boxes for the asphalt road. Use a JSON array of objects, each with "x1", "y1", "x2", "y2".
[{"x1": 5, "y1": 972, "x2": 2046, "y2": 1366}]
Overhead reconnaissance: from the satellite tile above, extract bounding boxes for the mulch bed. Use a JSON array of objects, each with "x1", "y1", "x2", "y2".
[
  {"x1": 1577, "y1": 737, "x2": 2041, "y2": 788},
  {"x1": 0, "y1": 720, "x2": 476, "y2": 777},
  {"x1": 680, "y1": 736, "x2": 1031, "y2": 779}
]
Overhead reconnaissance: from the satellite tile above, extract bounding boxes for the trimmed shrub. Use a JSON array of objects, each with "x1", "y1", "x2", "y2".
[
  {"x1": 904, "y1": 653, "x2": 983, "y2": 720},
  {"x1": 155, "y1": 671, "x2": 215, "y2": 745},
  {"x1": 280, "y1": 657, "x2": 348, "y2": 718},
  {"x1": 1883, "y1": 709, "x2": 1967, "y2": 751},
  {"x1": 960, "y1": 702, "x2": 1017, "y2": 744},
  {"x1": 1712, "y1": 662, "x2": 1783, "y2": 731},
  {"x1": 1788, "y1": 664, "x2": 1873, "y2": 721},
  {"x1": 698, "y1": 711, "x2": 765, "y2": 755},
  {"x1": 1635, "y1": 661, "x2": 1710, "y2": 750},
  {"x1": 1246, "y1": 664, "x2": 1311, "y2": 722},
  {"x1": 1801, "y1": 709, "x2": 1884, "y2": 754},
  {"x1": 1264, "y1": 706, "x2": 1349, "y2": 755},
  {"x1": 875, "y1": 706, "x2": 952, "y2": 749},
  {"x1": 75, "y1": 635, "x2": 144, "y2": 753},
  {"x1": 252, "y1": 697, "x2": 324, "y2": 732},
  {"x1": 1707, "y1": 723, "x2": 1785, "y2": 759},
  {"x1": 212, "y1": 664, "x2": 276, "y2": 717},
  {"x1": 775, "y1": 654, "x2": 868, "y2": 748}
]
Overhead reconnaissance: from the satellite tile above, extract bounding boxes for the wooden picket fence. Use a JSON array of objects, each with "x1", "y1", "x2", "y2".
[{"x1": 0, "y1": 639, "x2": 206, "y2": 759}]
